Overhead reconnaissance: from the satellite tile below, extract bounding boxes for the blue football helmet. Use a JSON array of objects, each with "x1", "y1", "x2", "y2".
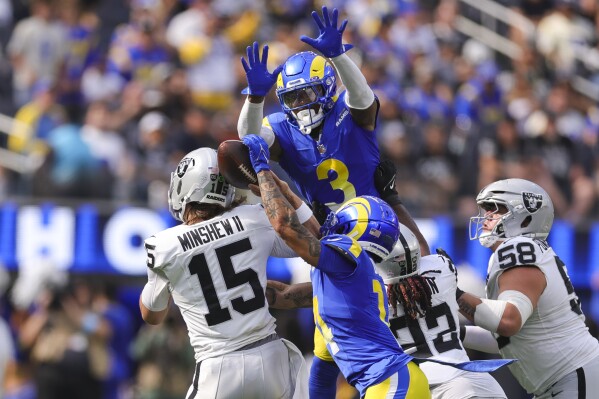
[
  {"x1": 321, "y1": 196, "x2": 400, "y2": 260},
  {"x1": 276, "y1": 51, "x2": 337, "y2": 134}
]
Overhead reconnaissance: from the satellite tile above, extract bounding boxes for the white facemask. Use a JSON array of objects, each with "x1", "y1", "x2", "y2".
[
  {"x1": 295, "y1": 108, "x2": 325, "y2": 135},
  {"x1": 478, "y1": 234, "x2": 500, "y2": 248}
]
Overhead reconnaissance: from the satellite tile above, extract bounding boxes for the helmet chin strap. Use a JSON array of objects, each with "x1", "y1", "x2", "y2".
[{"x1": 479, "y1": 234, "x2": 500, "y2": 248}]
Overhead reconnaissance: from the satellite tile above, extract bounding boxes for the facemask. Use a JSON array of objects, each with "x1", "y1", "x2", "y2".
[{"x1": 295, "y1": 108, "x2": 324, "y2": 134}]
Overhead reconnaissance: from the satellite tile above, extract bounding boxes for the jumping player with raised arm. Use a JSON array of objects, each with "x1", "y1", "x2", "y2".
[
  {"x1": 457, "y1": 178, "x2": 599, "y2": 398},
  {"x1": 138, "y1": 148, "x2": 313, "y2": 399},
  {"x1": 239, "y1": 9, "x2": 428, "y2": 395},
  {"x1": 242, "y1": 134, "x2": 431, "y2": 398},
  {"x1": 237, "y1": 6, "x2": 429, "y2": 256}
]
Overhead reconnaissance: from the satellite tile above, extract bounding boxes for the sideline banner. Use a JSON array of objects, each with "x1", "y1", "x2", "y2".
[{"x1": 0, "y1": 203, "x2": 593, "y2": 288}]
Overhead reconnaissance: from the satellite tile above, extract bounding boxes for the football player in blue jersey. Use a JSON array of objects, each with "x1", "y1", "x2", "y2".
[
  {"x1": 237, "y1": 6, "x2": 429, "y2": 257},
  {"x1": 242, "y1": 133, "x2": 431, "y2": 398}
]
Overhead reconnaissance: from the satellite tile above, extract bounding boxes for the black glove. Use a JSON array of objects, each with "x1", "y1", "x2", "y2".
[
  {"x1": 311, "y1": 200, "x2": 330, "y2": 226},
  {"x1": 374, "y1": 160, "x2": 402, "y2": 206}
]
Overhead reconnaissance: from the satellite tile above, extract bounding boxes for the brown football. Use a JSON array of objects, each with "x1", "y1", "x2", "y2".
[{"x1": 217, "y1": 140, "x2": 258, "y2": 189}]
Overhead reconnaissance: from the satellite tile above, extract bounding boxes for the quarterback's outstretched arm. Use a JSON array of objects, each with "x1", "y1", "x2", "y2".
[{"x1": 457, "y1": 266, "x2": 544, "y2": 337}]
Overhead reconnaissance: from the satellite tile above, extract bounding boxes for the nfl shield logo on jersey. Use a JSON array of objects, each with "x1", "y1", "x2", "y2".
[{"x1": 522, "y1": 192, "x2": 543, "y2": 213}]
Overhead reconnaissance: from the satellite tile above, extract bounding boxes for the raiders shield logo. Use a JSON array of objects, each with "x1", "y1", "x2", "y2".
[
  {"x1": 176, "y1": 157, "x2": 195, "y2": 177},
  {"x1": 522, "y1": 192, "x2": 543, "y2": 213}
]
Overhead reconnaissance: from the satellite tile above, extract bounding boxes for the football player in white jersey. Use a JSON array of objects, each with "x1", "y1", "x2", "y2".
[
  {"x1": 379, "y1": 225, "x2": 507, "y2": 399},
  {"x1": 139, "y1": 147, "x2": 313, "y2": 399},
  {"x1": 457, "y1": 178, "x2": 599, "y2": 399}
]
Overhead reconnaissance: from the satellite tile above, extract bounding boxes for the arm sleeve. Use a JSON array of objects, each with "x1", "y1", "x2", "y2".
[
  {"x1": 237, "y1": 99, "x2": 276, "y2": 147},
  {"x1": 309, "y1": 357, "x2": 340, "y2": 399},
  {"x1": 329, "y1": 53, "x2": 375, "y2": 110},
  {"x1": 140, "y1": 268, "x2": 171, "y2": 311}
]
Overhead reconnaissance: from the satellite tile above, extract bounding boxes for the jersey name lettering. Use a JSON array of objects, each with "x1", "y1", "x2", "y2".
[
  {"x1": 335, "y1": 108, "x2": 349, "y2": 127},
  {"x1": 177, "y1": 216, "x2": 244, "y2": 250}
]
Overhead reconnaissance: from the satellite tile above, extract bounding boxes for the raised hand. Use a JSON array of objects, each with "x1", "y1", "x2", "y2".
[
  {"x1": 240, "y1": 42, "x2": 283, "y2": 97},
  {"x1": 242, "y1": 135, "x2": 270, "y2": 173},
  {"x1": 300, "y1": 6, "x2": 354, "y2": 58}
]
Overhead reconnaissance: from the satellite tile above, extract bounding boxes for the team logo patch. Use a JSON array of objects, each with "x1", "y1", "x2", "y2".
[
  {"x1": 522, "y1": 192, "x2": 543, "y2": 213},
  {"x1": 176, "y1": 157, "x2": 195, "y2": 178}
]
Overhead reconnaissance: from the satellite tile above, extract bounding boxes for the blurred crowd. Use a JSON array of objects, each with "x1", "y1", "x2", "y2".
[
  {"x1": 1, "y1": 0, "x2": 599, "y2": 398},
  {"x1": 0, "y1": 0, "x2": 598, "y2": 224},
  {"x1": 0, "y1": 262, "x2": 202, "y2": 399}
]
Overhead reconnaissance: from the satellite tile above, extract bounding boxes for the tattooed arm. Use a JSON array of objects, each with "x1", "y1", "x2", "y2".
[
  {"x1": 456, "y1": 292, "x2": 481, "y2": 322},
  {"x1": 257, "y1": 170, "x2": 322, "y2": 267},
  {"x1": 265, "y1": 280, "x2": 313, "y2": 309},
  {"x1": 249, "y1": 172, "x2": 321, "y2": 237}
]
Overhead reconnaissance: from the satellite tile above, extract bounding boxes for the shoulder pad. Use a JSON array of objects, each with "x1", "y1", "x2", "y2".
[{"x1": 322, "y1": 235, "x2": 362, "y2": 264}]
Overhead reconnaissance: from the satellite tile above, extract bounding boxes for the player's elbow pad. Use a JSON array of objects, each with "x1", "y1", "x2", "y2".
[
  {"x1": 474, "y1": 290, "x2": 533, "y2": 334},
  {"x1": 499, "y1": 290, "x2": 533, "y2": 331}
]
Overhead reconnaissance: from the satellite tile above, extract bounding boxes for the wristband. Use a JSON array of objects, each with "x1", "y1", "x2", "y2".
[{"x1": 296, "y1": 202, "x2": 313, "y2": 224}]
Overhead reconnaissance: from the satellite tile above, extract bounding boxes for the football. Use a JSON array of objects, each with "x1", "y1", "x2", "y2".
[{"x1": 217, "y1": 140, "x2": 258, "y2": 189}]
